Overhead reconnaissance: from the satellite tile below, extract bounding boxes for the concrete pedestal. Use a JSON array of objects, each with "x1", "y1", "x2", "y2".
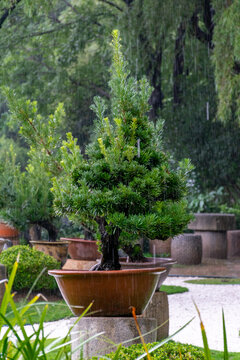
[
  {"x1": 188, "y1": 213, "x2": 235, "y2": 259},
  {"x1": 143, "y1": 291, "x2": 169, "y2": 340},
  {"x1": 227, "y1": 230, "x2": 240, "y2": 258},
  {"x1": 171, "y1": 234, "x2": 202, "y2": 265},
  {"x1": 70, "y1": 317, "x2": 157, "y2": 359},
  {"x1": 149, "y1": 238, "x2": 171, "y2": 256}
]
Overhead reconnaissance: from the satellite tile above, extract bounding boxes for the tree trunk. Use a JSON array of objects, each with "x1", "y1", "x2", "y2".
[
  {"x1": 173, "y1": 22, "x2": 186, "y2": 105},
  {"x1": 93, "y1": 218, "x2": 121, "y2": 270},
  {"x1": 37, "y1": 220, "x2": 58, "y2": 242},
  {"x1": 148, "y1": 48, "x2": 163, "y2": 123},
  {"x1": 29, "y1": 224, "x2": 42, "y2": 240},
  {"x1": 123, "y1": 244, "x2": 146, "y2": 262}
]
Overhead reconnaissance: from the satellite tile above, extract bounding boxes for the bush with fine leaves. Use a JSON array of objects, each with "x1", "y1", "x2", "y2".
[
  {"x1": 91, "y1": 341, "x2": 205, "y2": 360},
  {"x1": 0, "y1": 245, "x2": 60, "y2": 291}
]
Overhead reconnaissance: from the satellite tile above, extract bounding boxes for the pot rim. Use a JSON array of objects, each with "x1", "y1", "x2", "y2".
[
  {"x1": 119, "y1": 256, "x2": 176, "y2": 265},
  {"x1": 48, "y1": 267, "x2": 166, "y2": 277},
  {"x1": 30, "y1": 240, "x2": 69, "y2": 245},
  {"x1": 60, "y1": 237, "x2": 97, "y2": 244}
]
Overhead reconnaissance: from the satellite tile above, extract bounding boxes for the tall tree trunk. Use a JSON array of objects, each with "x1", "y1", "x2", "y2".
[
  {"x1": 173, "y1": 22, "x2": 186, "y2": 105},
  {"x1": 148, "y1": 48, "x2": 163, "y2": 123}
]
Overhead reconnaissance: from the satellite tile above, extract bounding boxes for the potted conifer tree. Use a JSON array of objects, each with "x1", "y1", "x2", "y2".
[
  {"x1": 4, "y1": 30, "x2": 192, "y2": 316},
  {"x1": 0, "y1": 147, "x2": 69, "y2": 264}
]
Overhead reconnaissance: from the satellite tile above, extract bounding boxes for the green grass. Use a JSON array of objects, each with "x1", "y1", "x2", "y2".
[
  {"x1": 143, "y1": 252, "x2": 170, "y2": 258},
  {"x1": 7, "y1": 299, "x2": 74, "y2": 324},
  {"x1": 160, "y1": 285, "x2": 189, "y2": 294},
  {"x1": 199, "y1": 347, "x2": 239, "y2": 360},
  {"x1": 185, "y1": 278, "x2": 240, "y2": 285}
]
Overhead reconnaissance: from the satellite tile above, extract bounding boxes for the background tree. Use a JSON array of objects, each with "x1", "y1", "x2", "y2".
[{"x1": 1, "y1": 0, "x2": 239, "y2": 205}]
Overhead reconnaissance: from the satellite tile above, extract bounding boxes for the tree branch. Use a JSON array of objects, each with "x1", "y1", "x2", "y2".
[
  {"x1": 0, "y1": 0, "x2": 22, "y2": 29},
  {"x1": 190, "y1": 1, "x2": 214, "y2": 50},
  {"x1": 69, "y1": 76, "x2": 110, "y2": 99},
  {"x1": 98, "y1": 0, "x2": 123, "y2": 12}
]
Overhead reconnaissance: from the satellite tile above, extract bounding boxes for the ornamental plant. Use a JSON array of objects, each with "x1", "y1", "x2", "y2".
[
  {"x1": 0, "y1": 146, "x2": 58, "y2": 241},
  {"x1": 0, "y1": 245, "x2": 60, "y2": 291},
  {"x1": 4, "y1": 30, "x2": 192, "y2": 270}
]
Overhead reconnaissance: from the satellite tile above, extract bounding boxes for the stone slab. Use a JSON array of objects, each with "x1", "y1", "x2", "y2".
[
  {"x1": 70, "y1": 317, "x2": 157, "y2": 359},
  {"x1": 227, "y1": 230, "x2": 240, "y2": 258},
  {"x1": 188, "y1": 213, "x2": 236, "y2": 231},
  {"x1": 142, "y1": 291, "x2": 169, "y2": 340}
]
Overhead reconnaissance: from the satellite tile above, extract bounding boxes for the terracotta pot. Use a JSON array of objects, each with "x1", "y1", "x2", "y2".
[
  {"x1": 120, "y1": 257, "x2": 176, "y2": 289},
  {"x1": 48, "y1": 267, "x2": 166, "y2": 317},
  {"x1": 0, "y1": 222, "x2": 19, "y2": 245},
  {"x1": 60, "y1": 238, "x2": 101, "y2": 261},
  {"x1": 30, "y1": 240, "x2": 69, "y2": 266}
]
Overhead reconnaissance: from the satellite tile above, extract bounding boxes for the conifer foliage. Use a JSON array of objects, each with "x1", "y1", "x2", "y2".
[{"x1": 4, "y1": 30, "x2": 192, "y2": 270}]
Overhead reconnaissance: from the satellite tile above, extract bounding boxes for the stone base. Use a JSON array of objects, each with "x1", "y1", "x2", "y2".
[
  {"x1": 142, "y1": 291, "x2": 169, "y2": 340},
  {"x1": 195, "y1": 231, "x2": 227, "y2": 259},
  {"x1": 227, "y1": 230, "x2": 240, "y2": 258},
  {"x1": 62, "y1": 259, "x2": 97, "y2": 270},
  {"x1": 70, "y1": 317, "x2": 157, "y2": 359},
  {"x1": 171, "y1": 234, "x2": 202, "y2": 264},
  {"x1": 149, "y1": 238, "x2": 171, "y2": 256}
]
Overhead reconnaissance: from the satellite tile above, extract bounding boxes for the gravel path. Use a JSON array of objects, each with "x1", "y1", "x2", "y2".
[
  {"x1": 164, "y1": 276, "x2": 240, "y2": 352},
  {"x1": 22, "y1": 276, "x2": 240, "y2": 353}
]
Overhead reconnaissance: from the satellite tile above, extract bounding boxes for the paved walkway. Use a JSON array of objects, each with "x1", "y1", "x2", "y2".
[{"x1": 164, "y1": 276, "x2": 240, "y2": 352}]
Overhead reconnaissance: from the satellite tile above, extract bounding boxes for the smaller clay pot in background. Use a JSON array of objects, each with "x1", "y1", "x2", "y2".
[
  {"x1": 0, "y1": 221, "x2": 19, "y2": 246},
  {"x1": 60, "y1": 238, "x2": 101, "y2": 261}
]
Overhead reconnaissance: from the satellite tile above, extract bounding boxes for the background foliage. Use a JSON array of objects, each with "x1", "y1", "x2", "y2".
[{"x1": 0, "y1": 0, "x2": 239, "y2": 218}]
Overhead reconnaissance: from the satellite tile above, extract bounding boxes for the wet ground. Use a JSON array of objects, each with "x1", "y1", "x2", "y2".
[{"x1": 169, "y1": 257, "x2": 240, "y2": 278}]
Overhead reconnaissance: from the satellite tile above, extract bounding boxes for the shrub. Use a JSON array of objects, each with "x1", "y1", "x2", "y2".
[
  {"x1": 0, "y1": 245, "x2": 60, "y2": 291},
  {"x1": 91, "y1": 341, "x2": 205, "y2": 360}
]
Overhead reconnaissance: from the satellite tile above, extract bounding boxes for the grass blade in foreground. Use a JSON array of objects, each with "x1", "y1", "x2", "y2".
[
  {"x1": 194, "y1": 301, "x2": 211, "y2": 360},
  {"x1": 222, "y1": 310, "x2": 228, "y2": 360}
]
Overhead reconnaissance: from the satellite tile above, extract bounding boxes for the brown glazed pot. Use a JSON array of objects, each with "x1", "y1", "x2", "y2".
[
  {"x1": 30, "y1": 240, "x2": 69, "y2": 266},
  {"x1": 120, "y1": 257, "x2": 176, "y2": 289},
  {"x1": 48, "y1": 267, "x2": 166, "y2": 317},
  {"x1": 0, "y1": 222, "x2": 19, "y2": 245},
  {"x1": 60, "y1": 238, "x2": 101, "y2": 261}
]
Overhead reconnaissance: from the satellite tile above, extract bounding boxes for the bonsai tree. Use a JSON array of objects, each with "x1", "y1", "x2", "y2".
[{"x1": 4, "y1": 30, "x2": 192, "y2": 269}]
